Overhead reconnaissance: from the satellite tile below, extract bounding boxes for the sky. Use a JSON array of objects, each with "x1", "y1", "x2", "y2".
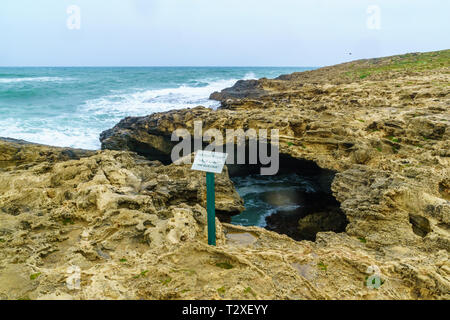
[{"x1": 0, "y1": 0, "x2": 449, "y2": 67}]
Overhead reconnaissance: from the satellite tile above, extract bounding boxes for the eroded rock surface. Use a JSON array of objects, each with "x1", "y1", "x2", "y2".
[
  {"x1": 0, "y1": 137, "x2": 95, "y2": 168},
  {"x1": 98, "y1": 50, "x2": 450, "y2": 299},
  {"x1": 0, "y1": 149, "x2": 245, "y2": 299},
  {"x1": 1, "y1": 51, "x2": 449, "y2": 300}
]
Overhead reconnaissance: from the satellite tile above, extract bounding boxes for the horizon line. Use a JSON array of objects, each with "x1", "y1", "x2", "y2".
[{"x1": 0, "y1": 65, "x2": 320, "y2": 68}]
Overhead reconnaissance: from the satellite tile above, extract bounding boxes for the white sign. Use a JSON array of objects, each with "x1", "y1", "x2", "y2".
[{"x1": 191, "y1": 151, "x2": 228, "y2": 174}]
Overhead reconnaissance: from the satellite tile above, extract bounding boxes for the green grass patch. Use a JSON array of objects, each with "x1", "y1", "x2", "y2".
[
  {"x1": 359, "y1": 72, "x2": 371, "y2": 79},
  {"x1": 317, "y1": 262, "x2": 328, "y2": 272},
  {"x1": 216, "y1": 262, "x2": 233, "y2": 270},
  {"x1": 62, "y1": 218, "x2": 75, "y2": 226},
  {"x1": 287, "y1": 142, "x2": 294, "y2": 147},
  {"x1": 343, "y1": 50, "x2": 450, "y2": 80},
  {"x1": 387, "y1": 136, "x2": 400, "y2": 143},
  {"x1": 133, "y1": 270, "x2": 149, "y2": 279},
  {"x1": 243, "y1": 287, "x2": 257, "y2": 298},
  {"x1": 171, "y1": 268, "x2": 197, "y2": 275},
  {"x1": 30, "y1": 272, "x2": 41, "y2": 280},
  {"x1": 358, "y1": 237, "x2": 367, "y2": 244},
  {"x1": 182, "y1": 269, "x2": 197, "y2": 275},
  {"x1": 119, "y1": 258, "x2": 127, "y2": 263},
  {"x1": 217, "y1": 286, "x2": 226, "y2": 296},
  {"x1": 161, "y1": 276, "x2": 172, "y2": 286}
]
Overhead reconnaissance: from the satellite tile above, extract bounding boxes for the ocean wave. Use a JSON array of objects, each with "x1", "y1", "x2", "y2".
[
  {"x1": 0, "y1": 69, "x2": 273, "y2": 150},
  {"x1": 232, "y1": 174, "x2": 316, "y2": 196},
  {"x1": 0, "y1": 77, "x2": 71, "y2": 84},
  {"x1": 243, "y1": 72, "x2": 257, "y2": 79},
  {"x1": 81, "y1": 77, "x2": 242, "y2": 118},
  {"x1": 0, "y1": 119, "x2": 100, "y2": 150}
]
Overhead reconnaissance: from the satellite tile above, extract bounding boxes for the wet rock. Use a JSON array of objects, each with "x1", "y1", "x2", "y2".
[
  {"x1": 298, "y1": 210, "x2": 348, "y2": 241},
  {"x1": 209, "y1": 79, "x2": 267, "y2": 101}
]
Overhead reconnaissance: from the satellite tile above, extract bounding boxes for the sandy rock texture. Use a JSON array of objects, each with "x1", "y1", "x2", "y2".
[
  {"x1": 1, "y1": 50, "x2": 449, "y2": 300},
  {"x1": 0, "y1": 138, "x2": 95, "y2": 168},
  {"x1": 99, "y1": 50, "x2": 450, "y2": 299},
  {"x1": 0, "y1": 148, "x2": 245, "y2": 300}
]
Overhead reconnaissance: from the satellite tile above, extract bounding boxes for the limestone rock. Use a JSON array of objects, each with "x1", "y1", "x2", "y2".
[
  {"x1": 0, "y1": 137, "x2": 95, "y2": 169},
  {"x1": 298, "y1": 210, "x2": 348, "y2": 241},
  {"x1": 1, "y1": 50, "x2": 449, "y2": 300},
  {"x1": 95, "y1": 50, "x2": 450, "y2": 299}
]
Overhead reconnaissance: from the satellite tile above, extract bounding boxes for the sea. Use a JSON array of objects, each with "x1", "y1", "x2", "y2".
[
  {"x1": 0, "y1": 67, "x2": 313, "y2": 150},
  {"x1": 0, "y1": 66, "x2": 316, "y2": 227}
]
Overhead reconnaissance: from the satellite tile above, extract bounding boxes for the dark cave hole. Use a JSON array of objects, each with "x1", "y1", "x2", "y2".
[
  {"x1": 227, "y1": 152, "x2": 349, "y2": 241},
  {"x1": 409, "y1": 213, "x2": 431, "y2": 237}
]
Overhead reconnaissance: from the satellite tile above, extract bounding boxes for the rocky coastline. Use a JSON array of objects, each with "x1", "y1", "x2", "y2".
[{"x1": 0, "y1": 50, "x2": 449, "y2": 299}]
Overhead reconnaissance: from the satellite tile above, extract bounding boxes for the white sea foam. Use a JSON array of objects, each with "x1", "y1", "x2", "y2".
[
  {"x1": 243, "y1": 72, "x2": 257, "y2": 79},
  {"x1": 1, "y1": 76, "x2": 247, "y2": 150},
  {"x1": 234, "y1": 176, "x2": 316, "y2": 197},
  {"x1": 0, "y1": 77, "x2": 70, "y2": 84},
  {"x1": 81, "y1": 77, "x2": 244, "y2": 119},
  {"x1": 0, "y1": 119, "x2": 100, "y2": 150},
  {"x1": 0, "y1": 72, "x2": 261, "y2": 150}
]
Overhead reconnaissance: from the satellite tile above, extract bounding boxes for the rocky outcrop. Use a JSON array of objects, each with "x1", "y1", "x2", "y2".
[
  {"x1": 297, "y1": 210, "x2": 348, "y2": 241},
  {"x1": 0, "y1": 137, "x2": 95, "y2": 168},
  {"x1": 2, "y1": 142, "x2": 447, "y2": 300},
  {"x1": 95, "y1": 50, "x2": 450, "y2": 299},
  {"x1": 100, "y1": 50, "x2": 450, "y2": 248},
  {"x1": 209, "y1": 79, "x2": 267, "y2": 101},
  {"x1": 0, "y1": 147, "x2": 245, "y2": 299}
]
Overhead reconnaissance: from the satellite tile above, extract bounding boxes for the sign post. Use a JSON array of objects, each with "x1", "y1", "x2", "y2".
[
  {"x1": 191, "y1": 150, "x2": 228, "y2": 246},
  {"x1": 206, "y1": 172, "x2": 216, "y2": 246}
]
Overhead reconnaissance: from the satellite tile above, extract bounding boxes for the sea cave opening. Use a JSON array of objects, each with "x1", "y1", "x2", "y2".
[
  {"x1": 155, "y1": 134, "x2": 349, "y2": 241},
  {"x1": 226, "y1": 153, "x2": 349, "y2": 241}
]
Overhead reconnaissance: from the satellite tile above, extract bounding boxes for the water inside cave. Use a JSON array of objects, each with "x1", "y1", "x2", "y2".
[
  {"x1": 229, "y1": 156, "x2": 348, "y2": 241},
  {"x1": 231, "y1": 173, "x2": 315, "y2": 227}
]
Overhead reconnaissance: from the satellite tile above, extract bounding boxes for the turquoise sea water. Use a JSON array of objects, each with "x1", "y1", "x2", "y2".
[
  {"x1": 0, "y1": 67, "x2": 313, "y2": 149},
  {"x1": 231, "y1": 174, "x2": 316, "y2": 227}
]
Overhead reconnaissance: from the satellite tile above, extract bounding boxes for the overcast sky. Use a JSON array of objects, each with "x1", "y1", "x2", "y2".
[{"x1": 0, "y1": 0, "x2": 448, "y2": 66}]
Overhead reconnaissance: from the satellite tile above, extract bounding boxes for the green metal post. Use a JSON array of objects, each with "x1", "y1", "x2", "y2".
[{"x1": 206, "y1": 172, "x2": 216, "y2": 246}]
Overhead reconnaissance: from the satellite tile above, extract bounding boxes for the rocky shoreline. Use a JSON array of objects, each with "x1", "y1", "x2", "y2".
[{"x1": 1, "y1": 50, "x2": 449, "y2": 299}]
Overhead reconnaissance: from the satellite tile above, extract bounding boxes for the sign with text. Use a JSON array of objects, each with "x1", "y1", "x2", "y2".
[{"x1": 191, "y1": 151, "x2": 228, "y2": 174}]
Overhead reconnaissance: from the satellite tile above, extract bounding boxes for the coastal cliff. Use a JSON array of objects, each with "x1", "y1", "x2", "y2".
[{"x1": 1, "y1": 50, "x2": 449, "y2": 299}]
